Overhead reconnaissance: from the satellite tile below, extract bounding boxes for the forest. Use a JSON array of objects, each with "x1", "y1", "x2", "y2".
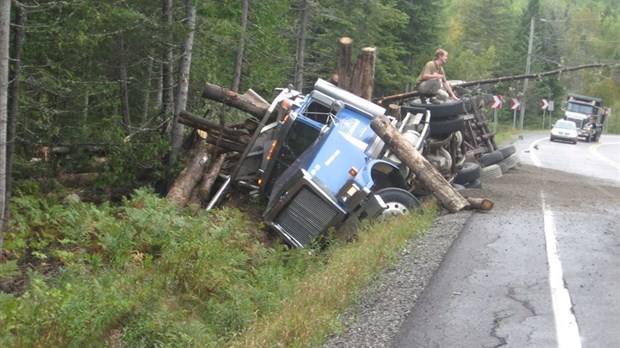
[{"x1": 0, "y1": 0, "x2": 619, "y2": 346}]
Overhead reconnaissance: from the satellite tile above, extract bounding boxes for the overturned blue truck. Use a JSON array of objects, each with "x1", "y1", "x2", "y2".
[{"x1": 207, "y1": 79, "x2": 486, "y2": 247}]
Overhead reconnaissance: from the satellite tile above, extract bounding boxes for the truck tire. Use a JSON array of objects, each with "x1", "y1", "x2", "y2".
[
  {"x1": 499, "y1": 153, "x2": 520, "y2": 171},
  {"x1": 376, "y1": 188, "x2": 421, "y2": 218},
  {"x1": 406, "y1": 99, "x2": 466, "y2": 120},
  {"x1": 480, "y1": 164, "x2": 503, "y2": 181},
  {"x1": 497, "y1": 144, "x2": 516, "y2": 159},
  {"x1": 454, "y1": 162, "x2": 481, "y2": 185},
  {"x1": 477, "y1": 150, "x2": 504, "y2": 167},
  {"x1": 429, "y1": 115, "x2": 465, "y2": 136},
  {"x1": 464, "y1": 178, "x2": 482, "y2": 189}
]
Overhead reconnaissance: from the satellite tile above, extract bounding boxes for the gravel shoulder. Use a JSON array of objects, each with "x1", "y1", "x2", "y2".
[{"x1": 322, "y1": 208, "x2": 474, "y2": 348}]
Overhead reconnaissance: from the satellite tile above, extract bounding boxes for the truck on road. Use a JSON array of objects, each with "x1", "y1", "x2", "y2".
[{"x1": 563, "y1": 93, "x2": 609, "y2": 142}]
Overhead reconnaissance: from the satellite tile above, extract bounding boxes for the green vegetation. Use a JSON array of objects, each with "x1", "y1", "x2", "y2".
[
  {"x1": 0, "y1": 187, "x2": 437, "y2": 347},
  {"x1": 1, "y1": 0, "x2": 618, "y2": 345}
]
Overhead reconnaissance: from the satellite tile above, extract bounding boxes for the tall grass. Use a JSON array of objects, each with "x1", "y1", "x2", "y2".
[{"x1": 0, "y1": 187, "x2": 438, "y2": 347}]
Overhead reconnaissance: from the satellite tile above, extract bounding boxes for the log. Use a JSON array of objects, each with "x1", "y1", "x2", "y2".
[
  {"x1": 370, "y1": 115, "x2": 470, "y2": 213},
  {"x1": 202, "y1": 83, "x2": 269, "y2": 119},
  {"x1": 337, "y1": 37, "x2": 353, "y2": 91},
  {"x1": 187, "y1": 153, "x2": 228, "y2": 213},
  {"x1": 178, "y1": 110, "x2": 249, "y2": 138},
  {"x1": 166, "y1": 151, "x2": 210, "y2": 209},
  {"x1": 178, "y1": 110, "x2": 250, "y2": 152},
  {"x1": 57, "y1": 172, "x2": 100, "y2": 187},
  {"x1": 350, "y1": 47, "x2": 376, "y2": 100},
  {"x1": 465, "y1": 197, "x2": 494, "y2": 211}
]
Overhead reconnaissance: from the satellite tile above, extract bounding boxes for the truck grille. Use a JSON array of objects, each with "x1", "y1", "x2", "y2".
[{"x1": 274, "y1": 186, "x2": 340, "y2": 246}]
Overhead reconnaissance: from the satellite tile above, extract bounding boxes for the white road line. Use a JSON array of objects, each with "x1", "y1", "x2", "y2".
[
  {"x1": 588, "y1": 142, "x2": 620, "y2": 169},
  {"x1": 529, "y1": 138, "x2": 547, "y2": 167},
  {"x1": 541, "y1": 192, "x2": 582, "y2": 348}
]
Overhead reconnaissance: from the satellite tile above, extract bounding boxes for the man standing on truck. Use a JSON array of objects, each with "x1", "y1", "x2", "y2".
[{"x1": 415, "y1": 48, "x2": 459, "y2": 103}]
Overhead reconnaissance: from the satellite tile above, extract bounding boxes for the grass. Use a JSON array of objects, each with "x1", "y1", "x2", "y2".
[
  {"x1": 0, "y1": 186, "x2": 438, "y2": 347},
  {"x1": 228, "y1": 202, "x2": 438, "y2": 347}
]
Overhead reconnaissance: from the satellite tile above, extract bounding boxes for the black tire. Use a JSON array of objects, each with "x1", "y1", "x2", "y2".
[
  {"x1": 464, "y1": 178, "x2": 482, "y2": 189},
  {"x1": 497, "y1": 144, "x2": 516, "y2": 159},
  {"x1": 407, "y1": 100, "x2": 466, "y2": 120},
  {"x1": 454, "y1": 162, "x2": 481, "y2": 185},
  {"x1": 429, "y1": 115, "x2": 465, "y2": 136},
  {"x1": 499, "y1": 153, "x2": 520, "y2": 170},
  {"x1": 498, "y1": 162, "x2": 508, "y2": 174},
  {"x1": 478, "y1": 150, "x2": 504, "y2": 167},
  {"x1": 376, "y1": 188, "x2": 421, "y2": 218}
]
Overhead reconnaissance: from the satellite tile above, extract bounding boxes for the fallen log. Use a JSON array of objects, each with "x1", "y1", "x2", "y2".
[
  {"x1": 179, "y1": 110, "x2": 251, "y2": 152},
  {"x1": 166, "y1": 151, "x2": 210, "y2": 209},
  {"x1": 370, "y1": 115, "x2": 471, "y2": 213},
  {"x1": 465, "y1": 197, "x2": 494, "y2": 211},
  {"x1": 178, "y1": 110, "x2": 250, "y2": 137},
  {"x1": 202, "y1": 83, "x2": 270, "y2": 119},
  {"x1": 187, "y1": 153, "x2": 228, "y2": 213}
]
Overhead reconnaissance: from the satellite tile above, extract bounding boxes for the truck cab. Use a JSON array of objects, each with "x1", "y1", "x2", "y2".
[{"x1": 563, "y1": 93, "x2": 606, "y2": 142}]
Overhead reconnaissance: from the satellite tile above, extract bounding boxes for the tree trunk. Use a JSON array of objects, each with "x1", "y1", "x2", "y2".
[
  {"x1": 294, "y1": 0, "x2": 309, "y2": 91},
  {"x1": 142, "y1": 50, "x2": 155, "y2": 124},
  {"x1": 0, "y1": 0, "x2": 11, "y2": 248},
  {"x1": 171, "y1": 1, "x2": 196, "y2": 159},
  {"x1": 5, "y1": 2, "x2": 24, "y2": 234},
  {"x1": 161, "y1": 0, "x2": 174, "y2": 119},
  {"x1": 117, "y1": 35, "x2": 131, "y2": 130},
  {"x1": 370, "y1": 115, "x2": 471, "y2": 213},
  {"x1": 202, "y1": 83, "x2": 270, "y2": 119},
  {"x1": 336, "y1": 37, "x2": 353, "y2": 91},
  {"x1": 166, "y1": 151, "x2": 210, "y2": 209},
  {"x1": 350, "y1": 47, "x2": 376, "y2": 100},
  {"x1": 232, "y1": 0, "x2": 249, "y2": 93}
]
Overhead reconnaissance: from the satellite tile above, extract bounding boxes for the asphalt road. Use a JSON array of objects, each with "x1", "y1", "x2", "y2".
[{"x1": 393, "y1": 134, "x2": 620, "y2": 347}]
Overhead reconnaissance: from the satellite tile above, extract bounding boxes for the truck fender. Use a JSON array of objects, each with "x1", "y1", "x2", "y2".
[{"x1": 357, "y1": 159, "x2": 408, "y2": 191}]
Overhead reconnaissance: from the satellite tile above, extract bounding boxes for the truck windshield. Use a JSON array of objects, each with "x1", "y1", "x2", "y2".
[{"x1": 567, "y1": 103, "x2": 594, "y2": 115}]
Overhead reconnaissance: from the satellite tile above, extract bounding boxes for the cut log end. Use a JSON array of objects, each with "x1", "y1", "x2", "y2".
[
  {"x1": 465, "y1": 197, "x2": 494, "y2": 211},
  {"x1": 339, "y1": 37, "x2": 353, "y2": 45}
]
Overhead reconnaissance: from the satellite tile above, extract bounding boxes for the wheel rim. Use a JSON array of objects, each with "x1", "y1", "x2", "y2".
[
  {"x1": 382, "y1": 201, "x2": 411, "y2": 217},
  {"x1": 376, "y1": 188, "x2": 420, "y2": 218}
]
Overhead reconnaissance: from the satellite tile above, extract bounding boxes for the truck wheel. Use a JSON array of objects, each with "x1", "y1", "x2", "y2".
[
  {"x1": 429, "y1": 115, "x2": 465, "y2": 136},
  {"x1": 376, "y1": 188, "x2": 421, "y2": 218},
  {"x1": 497, "y1": 144, "x2": 516, "y2": 159},
  {"x1": 454, "y1": 162, "x2": 481, "y2": 185},
  {"x1": 477, "y1": 150, "x2": 504, "y2": 167}
]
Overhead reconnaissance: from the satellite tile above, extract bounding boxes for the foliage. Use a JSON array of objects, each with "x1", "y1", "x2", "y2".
[
  {"x1": 0, "y1": 185, "x2": 436, "y2": 347},
  {"x1": 0, "y1": 187, "x2": 437, "y2": 347}
]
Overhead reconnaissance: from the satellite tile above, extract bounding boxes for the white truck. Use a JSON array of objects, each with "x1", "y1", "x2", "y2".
[{"x1": 563, "y1": 93, "x2": 609, "y2": 142}]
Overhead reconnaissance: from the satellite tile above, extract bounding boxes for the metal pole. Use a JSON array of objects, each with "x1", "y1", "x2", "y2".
[{"x1": 519, "y1": 17, "x2": 535, "y2": 130}]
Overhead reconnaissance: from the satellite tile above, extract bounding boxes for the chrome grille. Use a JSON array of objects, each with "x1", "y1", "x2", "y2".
[{"x1": 274, "y1": 186, "x2": 339, "y2": 246}]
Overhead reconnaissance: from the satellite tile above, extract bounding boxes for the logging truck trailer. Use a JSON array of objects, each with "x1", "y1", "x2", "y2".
[{"x1": 563, "y1": 93, "x2": 608, "y2": 142}]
